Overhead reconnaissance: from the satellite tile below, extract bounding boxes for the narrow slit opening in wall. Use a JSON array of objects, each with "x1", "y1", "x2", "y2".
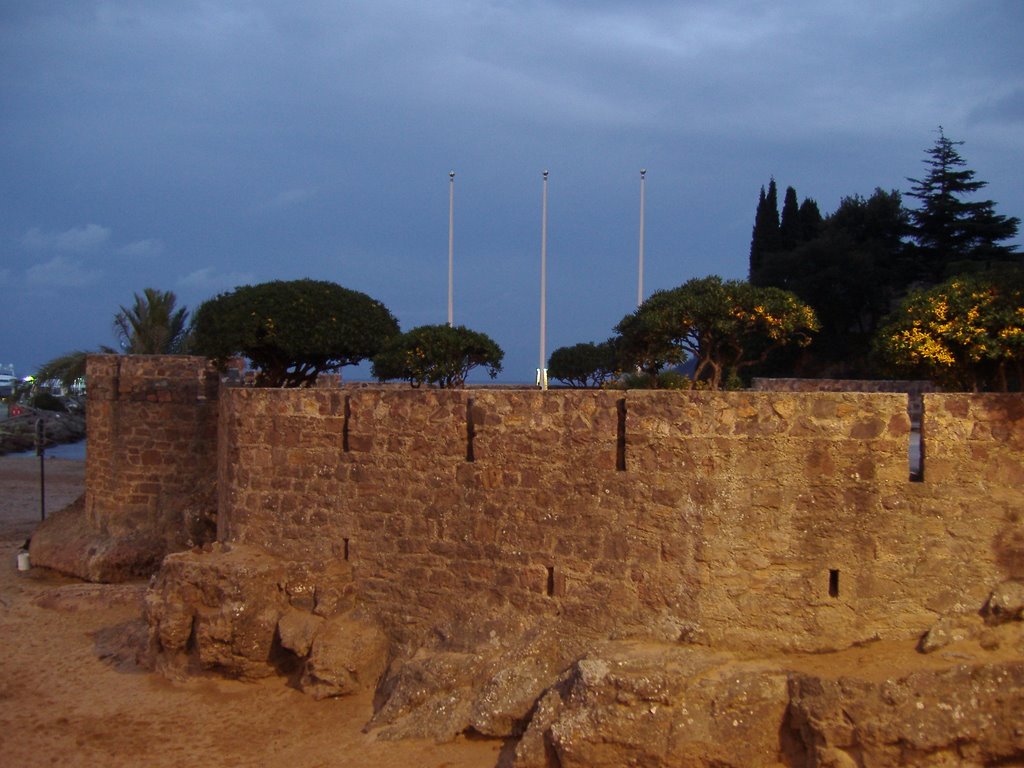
[
  {"x1": 343, "y1": 538, "x2": 350, "y2": 561},
  {"x1": 908, "y1": 393, "x2": 924, "y2": 482},
  {"x1": 828, "y1": 569, "x2": 840, "y2": 598},
  {"x1": 616, "y1": 398, "x2": 627, "y2": 472},
  {"x1": 546, "y1": 566, "x2": 556, "y2": 597},
  {"x1": 466, "y1": 398, "x2": 476, "y2": 463},
  {"x1": 342, "y1": 395, "x2": 351, "y2": 453}
]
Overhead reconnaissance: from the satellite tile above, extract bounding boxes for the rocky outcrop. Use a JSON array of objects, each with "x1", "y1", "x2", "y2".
[
  {"x1": 788, "y1": 662, "x2": 1024, "y2": 767},
  {"x1": 370, "y1": 615, "x2": 594, "y2": 742},
  {"x1": 145, "y1": 543, "x2": 386, "y2": 698},
  {"x1": 28, "y1": 495, "x2": 166, "y2": 582},
  {"x1": 145, "y1": 545, "x2": 1024, "y2": 767},
  {"x1": 0, "y1": 409, "x2": 85, "y2": 455},
  {"x1": 29, "y1": 476, "x2": 216, "y2": 583},
  {"x1": 512, "y1": 644, "x2": 793, "y2": 768}
]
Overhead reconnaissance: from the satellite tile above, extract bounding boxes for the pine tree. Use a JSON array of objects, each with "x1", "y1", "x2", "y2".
[
  {"x1": 749, "y1": 179, "x2": 780, "y2": 285},
  {"x1": 907, "y1": 127, "x2": 1020, "y2": 280}
]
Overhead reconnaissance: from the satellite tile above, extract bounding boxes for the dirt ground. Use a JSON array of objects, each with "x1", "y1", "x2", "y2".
[{"x1": 0, "y1": 457, "x2": 503, "y2": 768}]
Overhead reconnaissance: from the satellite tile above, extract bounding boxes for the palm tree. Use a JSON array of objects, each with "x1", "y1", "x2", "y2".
[
  {"x1": 34, "y1": 289, "x2": 190, "y2": 390},
  {"x1": 113, "y1": 288, "x2": 189, "y2": 354}
]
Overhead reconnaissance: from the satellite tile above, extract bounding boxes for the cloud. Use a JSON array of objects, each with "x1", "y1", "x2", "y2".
[
  {"x1": 21, "y1": 224, "x2": 111, "y2": 252},
  {"x1": 25, "y1": 256, "x2": 102, "y2": 287},
  {"x1": 970, "y1": 88, "x2": 1024, "y2": 125},
  {"x1": 178, "y1": 267, "x2": 256, "y2": 294},
  {"x1": 117, "y1": 239, "x2": 165, "y2": 257}
]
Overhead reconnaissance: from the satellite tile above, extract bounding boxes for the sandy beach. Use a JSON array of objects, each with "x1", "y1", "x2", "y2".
[{"x1": 0, "y1": 456, "x2": 502, "y2": 768}]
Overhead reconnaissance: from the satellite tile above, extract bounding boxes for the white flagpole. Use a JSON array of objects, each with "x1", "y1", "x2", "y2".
[
  {"x1": 448, "y1": 170, "x2": 455, "y2": 326},
  {"x1": 538, "y1": 170, "x2": 549, "y2": 390},
  {"x1": 638, "y1": 168, "x2": 646, "y2": 307}
]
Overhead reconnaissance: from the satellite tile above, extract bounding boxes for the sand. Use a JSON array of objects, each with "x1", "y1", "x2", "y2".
[{"x1": 0, "y1": 457, "x2": 502, "y2": 768}]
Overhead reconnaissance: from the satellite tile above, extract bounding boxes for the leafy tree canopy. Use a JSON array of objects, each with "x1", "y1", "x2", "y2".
[
  {"x1": 547, "y1": 339, "x2": 620, "y2": 388},
  {"x1": 191, "y1": 279, "x2": 399, "y2": 387},
  {"x1": 371, "y1": 324, "x2": 503, "y2": 388},
  {"x1": 616, "y1": 276, "x2": 819, "y2": 389},
  {"x1": 876, "y1": 268, "x2": 1024, "y2": 392}
]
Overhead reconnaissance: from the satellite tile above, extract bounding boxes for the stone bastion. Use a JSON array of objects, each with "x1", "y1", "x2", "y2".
[{"x1": 30, "y1": 355, "x2": 1024, "y2": 767}]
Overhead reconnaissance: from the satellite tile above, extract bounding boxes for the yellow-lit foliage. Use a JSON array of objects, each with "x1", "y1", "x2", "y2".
[{"x1": 878, "y1": 271, "x2": 1024, "y2": 391}]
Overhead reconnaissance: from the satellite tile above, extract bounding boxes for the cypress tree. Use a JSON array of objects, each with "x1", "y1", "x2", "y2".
[
  {"x1": 798, "y1": 198, "x2": 823, "y2": 241},
  {"x1": 749, "y1": 179, "x2": 780, "y2": 285},
  {"x1": 779, "y1": 186, "x2": 801, "y2": 249}
]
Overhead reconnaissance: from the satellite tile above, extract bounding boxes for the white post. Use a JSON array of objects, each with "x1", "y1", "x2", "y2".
[
  {"x1": 638, "y1": 168, "x2": 646, "y2": 308},
  {"x1": 538, "y1": 170, "x2": 549, "y2": 390},
  {"x1": 448, "y1": 170, "x2": 455, "y2": 326}
]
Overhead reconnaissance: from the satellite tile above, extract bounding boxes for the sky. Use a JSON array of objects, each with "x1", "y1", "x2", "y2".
[{"x1": 2, "y1": 0, "x2": 1023, "y2": 384}]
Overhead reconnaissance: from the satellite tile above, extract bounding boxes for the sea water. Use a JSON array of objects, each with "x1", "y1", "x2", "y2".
[{"x1": 8, "y1": 440, "x2": 86, "y2": 461}]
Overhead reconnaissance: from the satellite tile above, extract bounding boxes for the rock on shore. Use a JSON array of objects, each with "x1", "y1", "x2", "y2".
[{"x1": 0, "y1": 408, "x2": 86, "y2": 455}]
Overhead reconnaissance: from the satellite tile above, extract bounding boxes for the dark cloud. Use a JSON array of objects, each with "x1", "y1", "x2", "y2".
[{"x1": 1, "y1": 0, "x2": 1022, "y2": 379}]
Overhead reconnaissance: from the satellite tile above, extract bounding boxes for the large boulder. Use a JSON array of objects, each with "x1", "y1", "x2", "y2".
[
  {"x1": 368, "y1": 610, "x2": 594, "y2": 742},
  {"x1": 513, "y1": 643, "x2": 792, "y2": 768},
  {"x1": 788, "y1": 661, "x2": 1024, "y2": 767},
  {"x1": 145, "y1": 542, "x2": 388, "y2": 694}
]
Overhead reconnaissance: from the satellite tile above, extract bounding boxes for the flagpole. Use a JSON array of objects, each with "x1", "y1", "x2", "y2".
[
  {"x1": 538, "y1": 170, "x2": 549, "y2": 390},
  {"x1": 638, "y1": 168, "x2": 646, "y2": 307},
  {"x1": 447, "y1": 170, "x2": 455, "y2": 326}
]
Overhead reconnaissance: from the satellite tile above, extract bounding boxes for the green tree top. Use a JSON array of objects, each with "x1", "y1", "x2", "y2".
[
  {"x1": 371, "y1": 324, "x2": 503, "y2": 388},
  {"x1": 191, "y1": 279, "x2": 399, "y2": 387},
  {"x1": 547, "y1": 340, "x2": 620, "y2": 388},
  {"x1": 616, "y1": 276, "x2": 819, "y2": 389}
]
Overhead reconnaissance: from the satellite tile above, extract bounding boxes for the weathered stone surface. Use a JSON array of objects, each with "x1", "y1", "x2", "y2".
[
  {"x1": 300, "y1": 613, "x2": 389, "y2": 700},
  {"x1": 368, "y1": 612, "x2": 595, "y2": 742},
  {"x1": 918, "y1": 615, "x2": 980, "y2": 654},
  {"x1": 145, "y1": 543, "x2": 357, "y2": 681},
  {"x1": 146, "y1": 543, "x2": 290, "y2": 679},
  {"x1": 513, "y1": 643, "x2": 792, "y2": 768},
  {"x1": 29, "y1": 495, "x2": 166, "y2": 582},
  {"x1": 788, "y1": 661, "x2": 1024, "y2": 767},
  {"x1": 277, "y1": 609, "x2": 324, "y2": 657},
  {"x1": 371, "y1": 649, "x2": 488, "y2": 741},
  {"x1": 983, "y1": 579, "x2": 1024, "y2": 625}
]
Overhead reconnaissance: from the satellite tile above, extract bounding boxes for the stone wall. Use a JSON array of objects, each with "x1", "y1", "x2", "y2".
[
  {"x1": 212, "y1": 385, "x2": 1024, "y2": 653},
  {"x1": 30, "y1": 355, "x2": 220, "y2": 580}
]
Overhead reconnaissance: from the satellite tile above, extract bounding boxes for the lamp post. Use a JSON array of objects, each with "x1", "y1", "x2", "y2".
[
  {"x1": 538, "y1": 170, "x2": 549, "y2": 390},
  {"x1": 638, "y1": 168, "x2": 646, "y2": 308},
  {"x1": 448, "y1": 170, "x2": 455, "y2": 327}
]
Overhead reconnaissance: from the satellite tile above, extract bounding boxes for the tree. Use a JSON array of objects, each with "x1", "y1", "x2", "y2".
[
  {"x1": 371, "y1": 324, "x2": 503, "y2": 388},
  {"x1": 876, "y1": 269, "x2": 1024, "y2": 391},
  {"x1": 191, "y1": 279, "x2": 399, "y2": 387},
  {"x1": 907, "y1": 128, "x2": 1020, "y2": 281},
  {"x1": 114, "y1": 288, "x2": 189, "y2": 354},
  {"x1": 615, "y1": 276, "x2": 819, "y2": 389},
  {"x1": 547, "y1": 340, "x2": 620, "y2": 388},
  {"x1": 34, "y1": 287, "x2": 185, "y2": 390},
  {"x1": 779, "y1": 186, "x2": 802, "y2": 250},
  {"x1": 749, "y1": 179, "x2": 780, "y2": 284},
  {"x1": 753, "y1": 188, "x2": 912, "y2": 377}
]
